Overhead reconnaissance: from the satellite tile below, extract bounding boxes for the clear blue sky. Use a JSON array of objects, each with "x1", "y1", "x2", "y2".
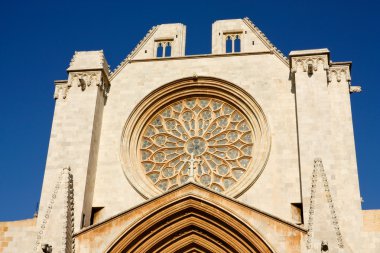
[{"x1": 0, "y1": 0, "x2": 379, "y2": 221}]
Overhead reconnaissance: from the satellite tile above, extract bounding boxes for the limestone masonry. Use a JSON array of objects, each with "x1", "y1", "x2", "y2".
[{"x1": 1, "y1": 18, "x2": 379, "y2": 253}]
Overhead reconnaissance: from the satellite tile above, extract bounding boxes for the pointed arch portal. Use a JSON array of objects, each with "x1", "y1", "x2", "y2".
[{"x1": 106, "y1": 196, "x2": 275, "y2": 253}]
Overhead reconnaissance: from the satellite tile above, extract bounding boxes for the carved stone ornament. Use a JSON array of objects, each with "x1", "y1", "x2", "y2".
[
  {"x1": 328, "y1": 66, "x2": 351, "y2": 83},
  {"x1": 121, "y1": 77, "x2": 271, "y2": 199},
  {"x1": 68, "y1": 71, "x2": 110, "y2": 98},
  {"x1": 34, "y1": 167, "x2": 74, "y2": 252},
  {"x1": 105, "y1": 192, "x2": 275, "y2": 253},
  {"x1": 306, "y1": 158, "x2": 344, "y2": 250},
  {"x1": 349, "y1": 86, "x2": 362, "y2": 93},
  {"x1": 291, "y1": 55, "x2": 329, "y2": 73},
  {"x1": 54, "y1": 81, "x2": 70, "y2": 100},
  {"x1": 69, "y1": 72, "x2": 101, "y2": 91},
  {"x1": 140, "y1": 97, "x2": 254, "y2": 193}
]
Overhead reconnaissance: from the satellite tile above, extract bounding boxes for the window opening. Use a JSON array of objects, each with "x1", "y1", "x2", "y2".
[
  {"x1": 291, "y1": 203, "x2": 304, "y2": 225},
  {"x1": 234, "y1": 35, "x2": 241, "y2": 53},
  {"x1": 90, "y1": 207, "x2": 104, "y2": 225},
  {"x1": 226, "y1": 36, "x2": 233, "y2": 53},
  {"x1": 81, "y1": 213, "x2": 85, "y2": 228},
  {"x1": 156, "y1": 43, "x2": 163, "y2": 58},
  {"x1": 224, "y1": 33, "x2": 242, "y2": 53},
  {"x1": 165, "y1": 42, "x2": 172, "y2": 57}
]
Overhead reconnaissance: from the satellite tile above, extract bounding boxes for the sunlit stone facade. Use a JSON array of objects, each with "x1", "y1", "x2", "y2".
[{"x1": 0, "y1": 18, "x2": 379, "y2": 253}]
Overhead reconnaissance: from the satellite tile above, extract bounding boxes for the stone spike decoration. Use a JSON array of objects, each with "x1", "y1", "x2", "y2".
[
  {"x1": 34, "y1": 167, "x2": 74, "y2": 252},
  {"x1": 306, "y1": 158, "x2": 344, "y2": 250},
  {"x1": 62, "y1": 168, "x2": 75, "y2": 253},
  {"x1": 111, "y1": 26, "x2": 158, "y2": 76},
  {"x1": 243, "y1": 17, "x2": 288, "y2": 63}
]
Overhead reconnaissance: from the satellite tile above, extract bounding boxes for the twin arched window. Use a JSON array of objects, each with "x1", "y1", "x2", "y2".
[
  {"x1": 225, "y1": 34, "x2": 241, "y2": 53},
  {"x1": 156, "y1": 41, "x2": 172, "y2": 58}
]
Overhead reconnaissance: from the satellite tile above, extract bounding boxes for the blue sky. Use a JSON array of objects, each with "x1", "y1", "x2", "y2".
[{"x1": 0, "y1": 0, "x2": 379, "y2": 221}]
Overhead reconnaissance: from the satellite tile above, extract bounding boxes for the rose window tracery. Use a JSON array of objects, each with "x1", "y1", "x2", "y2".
[{"x1": 140, "y1": 97, "x2": 254, "y2": 193}]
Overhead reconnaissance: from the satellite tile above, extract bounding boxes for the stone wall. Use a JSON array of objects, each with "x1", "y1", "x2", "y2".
[
  {"x1": 0, "y1": 218, "x2": 37, "y2": 253},
  {"x1": 363, "y1": 210, "x2": 380, "y2": 232}
]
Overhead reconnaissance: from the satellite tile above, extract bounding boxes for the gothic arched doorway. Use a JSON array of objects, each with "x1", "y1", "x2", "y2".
[{"x1": 105, "y1": 195, "x2": 275, "y2": 253}]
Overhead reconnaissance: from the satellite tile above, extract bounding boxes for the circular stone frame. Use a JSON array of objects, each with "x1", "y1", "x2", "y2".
[{"x1": 121, "y1": 76, "x2": 271, "y2": 198}]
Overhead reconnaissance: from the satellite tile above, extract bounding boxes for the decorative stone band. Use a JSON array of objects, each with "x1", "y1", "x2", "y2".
[
  {"x1": 62, "y1": 168, "x2": 75, "y2": 253},
  {"x1": 306, "y1": 158, "x2": 344, "y2": 250},
  {"x1": 328, "y1": 65, "x2": 351, "y2": 83},
  {"x1": 55, "y1": 71, "x2": 110, "y2": 100},
  {"x1": 290, "y1": 55, "x2": 329, "y2": 73}
]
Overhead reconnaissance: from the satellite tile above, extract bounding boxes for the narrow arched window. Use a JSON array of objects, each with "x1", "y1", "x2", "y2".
[
  {"x1": 226, "y1": 36, "x2": 232, "y2": 53},
  {"x1": 165, "y1": 42, "x2": 172, "y2": 57},
  {"x1": 156, "y1": 43, "x2": 163, "y2": 58},
  {"x1": 234, "y1": 35, "x2": 241, "y2": 53}
]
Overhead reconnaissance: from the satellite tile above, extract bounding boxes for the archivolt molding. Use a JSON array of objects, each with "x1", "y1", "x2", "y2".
[
  {"x1": 105, "y1": 195, "x2": 276, "y2": 253},
  {"x1": 291, "y1": 55, "x2": 329, "y2": 73},
  {"x1": 120, "y1": 76, "x2": 271, "y2": 199},
  {"x1": 328, "y1": 65, "x2": 351, "y2": 83}
]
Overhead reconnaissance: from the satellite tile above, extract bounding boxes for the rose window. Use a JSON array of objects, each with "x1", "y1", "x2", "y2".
[{"x1": 140, "y1": 97, "x2": 254, "y2": 193}]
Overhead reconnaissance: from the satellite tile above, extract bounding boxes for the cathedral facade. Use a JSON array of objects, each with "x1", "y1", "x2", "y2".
[{"x1": 1, "y1": 18, "x2": 379, "y2": 253}]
